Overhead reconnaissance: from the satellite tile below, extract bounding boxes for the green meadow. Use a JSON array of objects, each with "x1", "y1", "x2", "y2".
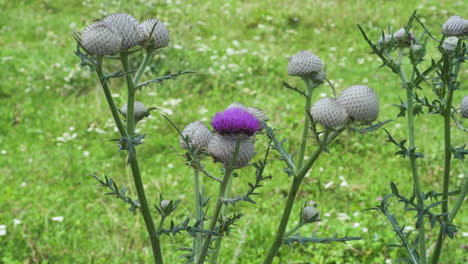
[{"x1": 0, "y1": 0, "x2": 466, "y2": 263}]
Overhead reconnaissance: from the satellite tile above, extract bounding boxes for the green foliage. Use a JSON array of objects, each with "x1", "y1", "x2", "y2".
[{"x1": 0, "y1": 0, "x2": 466, "y2": 264}]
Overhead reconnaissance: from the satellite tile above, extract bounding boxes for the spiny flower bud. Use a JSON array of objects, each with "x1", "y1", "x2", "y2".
[
  {"x1": 442, "y1": 16, "x2": 466, "y2": 36},
  {"x1": 121, "y1": 101, "x2": 148, "y2": 123},
  {"x1": 139, "y1": 18, "x2": 170, "y2": 49},
  {"x1": 180, "y1": 121, "x2": 212, "y2": 150},
  {"x1": 461, "y1": 96, "x2": 468, "y2": 118},
  {"x1": 410, "y1": 43, "x2": 424, "y2": 58},
  {"x1": 160, "y1": 200, "x2": 171, "y2": 210},
  {"x1": 207, "y1": 133, "x2": 255, "y2": 168},
  {"x1": 338, "y1": 85, "x2": 379, "y2": 124},
  {"x1": 393, "y1": 28, "x2": 415, "y2": 46},
  {"x1": 80, "y1": 22, "x2": 122, "y2": 56},
  {"x1": 288, "y1": 50, "x2": 323, "y2": 76},
  {"x1": 442, "y1": 36, "x2": 459, "y2": 52},
  {"x1": 301, "y1": 206, "x2": 320, "y2": 223},
  {"x1": 103, "y1": 13, "x2": 143, "y2": 50},
  {"x1": 211, "y1": 107, "x2": 261, "y2": 136},
  {"x1": 377, "y1": 33, "x2": 393, "y2": 48},
  {"x1": 227, "y1": 102, "x2": 249, "y2": 112},
  {"x1": 311, "y1": 98, "x2": 349, "y2": 128},
  {"x1": 248, "y1": 107, "x2": 267, "y2": 122}
]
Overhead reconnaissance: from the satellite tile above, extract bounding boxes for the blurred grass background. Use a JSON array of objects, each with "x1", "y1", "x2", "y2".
[{"x1": 0, "y1": 0, "x2": 466, "y2": 263}]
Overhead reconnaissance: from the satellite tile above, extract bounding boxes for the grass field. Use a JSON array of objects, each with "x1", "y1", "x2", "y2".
[{"x1": 0, "y1": 0, "x2": 466, "y2": 263}]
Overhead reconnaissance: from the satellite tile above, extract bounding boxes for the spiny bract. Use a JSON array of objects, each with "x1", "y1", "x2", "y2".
[
  {"x1": 302, "y1": 206, "x2": 320, "y2": 223},
  {"x1": 441, "y1": 36, "x2": 459, "y2": 52},
  {"x1": 80, "y1": 22, "x2": 122, "y2": 56},
  {"x1": 461, "y1": 96, "x2": 468, "y2": 118},
  {"x1": 207, "y1": 133, "x2": 255, "y2": 168},
  {"x1": 180, "y1": 121, "x2": 212, "y2": 150},
  {"x1": 121, "y1": 101, "x2": 148, "y2": 122},
  {"x1": 311, "y1": 98, "x2": 349, "y2": 128},
  {"x1": 103, "y1": 13, "x2": 143, "y2": 50},
  {"x1": 338, "y1": 85, "x2": 379, "y2": 124},
  {"x1": 288, "y1": 50, "x2": 323, "y2": 76},
  {"x1": 442, "y1": 16, "x2": 466, "y2": 36},
  {"x1": 139, "y1": 18, "x2": 170, "y2": 49},
  {"x1": 393, "y1": 28, "x2": 415, "y2": 46}
]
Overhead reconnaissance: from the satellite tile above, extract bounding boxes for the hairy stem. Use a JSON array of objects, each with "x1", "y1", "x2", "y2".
[
  {"x1": 193, "y1": 167, "x2": 203, "y2": 263},
  {"x1": 197, "y1": 167, "x2": 234, "y2": 264},
  {"x1": 448, "y1": 165, "x2": 468, "y2": 222},
  {"x1": 95, "y1": 58, "x2": 127, "y2": 137},
  {"x1": 133, "y1": 49, "x2": 154, "y2": 86},
  {"x1": 120, "y1": 51, "x2": 164, "y2": 264},
  {"x1": 398, "y1": 60, "x2": 427, "y2": 264},
  {"x1": 211, "y1": 175, "x2": 233, "y2": 264},
  {"x1": 295, "y1": 78, "x2": 316, "y2": 171},
  {"x1": 263, "y1": 129, "x2": 343, "y2": 264}
]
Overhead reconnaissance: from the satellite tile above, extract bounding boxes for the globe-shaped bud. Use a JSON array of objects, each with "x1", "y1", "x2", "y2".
[
  {"x1": 121, "y1": 101, "x2": 148, "y2": 123},
  {"x1": 180, "y1": 121, "x2": 212, "y2": 150},
  {"x1": 442, "y1": 16, "x2": 466, "y2": 36},
  {"x1": 337, "y1": 85, "x2": 379, "y2": 124},
  {"x1": 139, "y1": 18, "x2": 170, "y2": 49},
  {"x1": 248, "y1": 107, "x2": 267, "y2": 122},
  {"x1": 311, "y1": 98, "x2": 349, "y2": 128},
  {"x1": 103, "y1": 13, "x2": 143, "y2": 50},
  {"x1": 461, "y1": 96, "x2": 468, "y2": 118},
  {"x1": 211, "y1": 107, "x2": 261, "y2": 136},
  {"x1": 442, "y1": 36, "x2": 459, "y2": 52},
  {"x1": 393, "y1": 28, "x2": 415, "y2": 46},
  {"x1": 207, "y1": 133, "x2": 255, "y2": 168},
  {"x1": 288, "y1": 51, "x2": 323, "y2": 76},
  {"x1": 80, "y1": 22, "x2": 122, "y2": 56},
  {"x1": 301, "y1": 206, "x2": 320, "y2": 223},
  {"x1": 160, "y1": 200, "x2": 171, "y2": 210},
  {"x1": 377, "y1": 34, "x2": 393, "y2": 48}
]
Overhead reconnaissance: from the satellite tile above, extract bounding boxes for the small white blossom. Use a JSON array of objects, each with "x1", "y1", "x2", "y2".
[{"x1": 52, "y1": 216, "x2": 64, "y2": 222}]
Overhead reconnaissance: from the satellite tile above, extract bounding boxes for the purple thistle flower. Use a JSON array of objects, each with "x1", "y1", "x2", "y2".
[{"x1": 211, "y1": 107, "x2": 261, "y2": 136}]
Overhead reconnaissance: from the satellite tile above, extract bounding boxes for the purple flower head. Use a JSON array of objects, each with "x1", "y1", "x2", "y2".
[{"x1": 211, "y1": 107, "x2": 261, "y2": 136}]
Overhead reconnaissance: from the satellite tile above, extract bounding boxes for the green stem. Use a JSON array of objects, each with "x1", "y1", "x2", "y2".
[
  {"x1": 295, "y1": 78, "x2": 315, "y2": 171},
  {"x1": 284, "y1": 222, "x2": 305, "y2": 238},
  {"x1": 197, "y1": 168, "x2": 234, "y2": 264},
  {"x1": 193, "y1": 167, "x2": 203, "y2": 263},
  {"x1": 211, "y1": 175, "x2": 233, "y2": 264},
  {"x1": 133, "y1": 49, "x2": 154, "y2": 86},
  {"x1": 431, "y1": 56, "x2": 462, "y2": 264},
  {"x1": 263, "y1": 129, "x2": 343, "y2": 264},
  {"x1": 95, "y1": 58, "x2": 127, "y2": 137},
  {"x1": 399, "y1": 62, "x2": 427, "y2": 264},
  {"x1": 120, "y1": 51, "x2": 164, "y2": 264},
  {"x1": 448, "y1": 165, "x2": 468, "y2": 222}
]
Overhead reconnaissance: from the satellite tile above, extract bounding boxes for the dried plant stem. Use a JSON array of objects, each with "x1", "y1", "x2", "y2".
[
  {"x1": 197, "y1": 167, "x2": 235, "y2": 264},
  {"x1": 120, "y1": 51, "x2": 164, "y2": 264},
  {"x1": 263, "y1": 129, "x2": 343, "y2": 264},
  {"x1": 398, "y1": 58, "x2": 427, "y2": 264}
]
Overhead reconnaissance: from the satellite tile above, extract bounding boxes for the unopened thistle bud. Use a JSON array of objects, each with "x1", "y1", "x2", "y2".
[
  {"x1": 207, "y1": 133, "x2": 255, "y2": 168},
  {"x1": 301, "y1": 206, "x2": 320, "y2": 223},
  {"x1": 139, "y1": 18, "x2": 170, "y2": 49},
  {"x1": 160, "y1": 200, "x2": 171, "y2": 210},
  {"x1": 121, "y1": 101, "x2": 148, "y2": 123},
  {"x1": 311, "y1": 98, "x2": 349, "y2": 128},
  {"x1": 377, "y1": 34, "x2": 393, "y2": 48},
  {"x1": 393, "y1": 28, "x2": 415, "y2": 46},
  {"x1": 410, "y1": 43, "x2": 425, "y2": 59},
  {"x1": 288, "y1": 50, "x2": 323, "y2": 76},
  {"x1": 442, "y1": 36, "x2": 459, "y2": 52},
  {"x1": 461, "y1": 96, "x2": 468, "y2": 118},
  {"x1": 80, "y1": 22, "x2": 122, "y2": 56},
  {"x1": 442, "y1": 16, "x2": 466, "y2": 36},
  {"x1": 211, "y1": 107, "x2": 261, "y2": 136},
  {"x1": 103, "y1": 13, "x2": 143, "y2": 50},
  {"x1": 180, "y1": 121, "x2": 212, "y2": 150},
  {"x1": 337, "y1": 85, "x2": 379, "y2": 124}
]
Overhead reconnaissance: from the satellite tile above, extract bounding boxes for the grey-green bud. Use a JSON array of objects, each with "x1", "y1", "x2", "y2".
[
  {"x1": 288, "y1": 51, "x2": 323, "y2": 76},
  {"x1": 461, "y1": 96, "x2": 468, "y2": 118},
  {"x1": 442, "y1": 16, "x2": 466, "y2": 36},
  {"x1": 311, "y1": 98, "x2": 349, "y2": 128},
  {"x1": 207, "y1": 133, "x2": 255, "y2": 168},
  {"x1": 80, "y1": 22, "x2": 122, "y2": 56},
  {"x1": 337, "y1": 85, "x2": 379, "y2": 124},
  {"x1": 180, "y1": 121, "x2": 212, "y2": 150},
  {"x1": 121, "y1": 101, "x2": 148, "y2": 123},
  {"x1": 302, "y1": 206, "x2": 320, "y2": 223},
  {"x1": 103, "y1": 13, "x2": 143, "y2": 50},
  {"x1": 139, "y1": 18, "x2": 170, "y2": 49}
]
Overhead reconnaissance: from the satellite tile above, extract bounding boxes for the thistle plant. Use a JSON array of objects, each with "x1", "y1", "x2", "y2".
[
  {"x1": 74, "y1": 13, "x2": 192, "y2": 264},
  {"x1": 169, "y1": 103, "x2": 272, "y2": 264},
  {"x1": 262, "y1": 50, "x2": 387, "y2": 263},
  {"x1": 358, "y1": 11, "x2": 466, "y2": 264}
]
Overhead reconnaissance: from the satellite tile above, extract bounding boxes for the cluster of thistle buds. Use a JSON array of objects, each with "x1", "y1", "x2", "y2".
[
  {"x1": 79, "y1": 13, "x2": 170, "y2": 56},
  {"x1": 180, "y1": 103, "x2": 267, "y2": 168},
  {"x1": 441, "y1": 15, "x2": 467, "y2": 53},
  {"x1": 288, "y1": 51, "x2": 379, "y2": 128}
]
